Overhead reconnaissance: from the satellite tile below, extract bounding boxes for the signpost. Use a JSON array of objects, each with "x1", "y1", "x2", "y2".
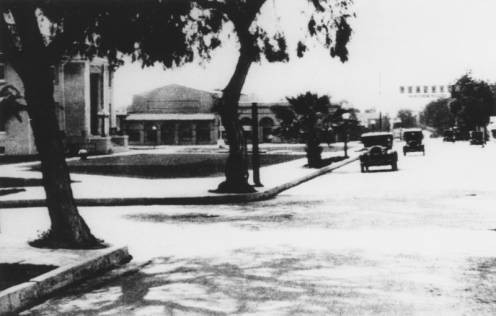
[{"x1": 251, "y1": 102, "x2": 263, "y2": 187}]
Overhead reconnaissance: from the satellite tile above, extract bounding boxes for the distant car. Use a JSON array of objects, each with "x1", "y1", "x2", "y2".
[
  {"x1": 443, "y1": 130, "x2": 455, "y2": 142},
  {"x1": 359, "y1": 132, "x2": 398, "y2": 172},
  {"x1": 469, "y1": 131, "x2": 484, "y2": 145},
  {"x1": 402, "y1": 129, "x2": 425, "y2": 155}
]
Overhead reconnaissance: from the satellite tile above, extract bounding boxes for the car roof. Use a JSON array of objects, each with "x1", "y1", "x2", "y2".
[
  {"x1": 402, "y1": 128, "x2": 423, "y2": 133},
  {"x1": 361, "y1": 132, "x2": 393, "y2": 137}
]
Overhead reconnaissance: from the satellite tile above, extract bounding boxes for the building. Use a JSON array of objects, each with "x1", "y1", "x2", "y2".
[
  {"x1": 123, "y1": 84, "x2": 284, "y2": 145},
  {"x1": 0, "y1": 54, "x2": 127, "y2": 155},
  {"x1": 124, "y1": 84, "x2": 220, "y2": 145}
]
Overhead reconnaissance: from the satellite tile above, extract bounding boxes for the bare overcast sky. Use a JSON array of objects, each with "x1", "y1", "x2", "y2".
[{"x1": 114, "y1": 0, "x2": 496, "y2": 114}]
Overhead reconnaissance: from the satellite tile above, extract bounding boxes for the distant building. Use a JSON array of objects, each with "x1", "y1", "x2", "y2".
[
  {"x1": 357, "y1": 108, "x2": 380, "y2": 130},
  {"x1": 123, "y1": 84, "x2": 285, "y2": 145},
  {"x1": 0, "y1": 53, "x2": 126, "y2": 155},
  {"x1": 124, "y1": 84, "x2": 219, "y2": 145}
]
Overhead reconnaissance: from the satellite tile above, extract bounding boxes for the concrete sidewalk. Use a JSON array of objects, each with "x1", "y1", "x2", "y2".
[
  {"x1": 0, "y1": 145, "x2": 360, "y2": 314},
  {"x1": 0, "y1": 238, "x2": 131, "y2": 314},
  {"x1": 0, "y1": 146, "x2": 360, "y2": 208}
]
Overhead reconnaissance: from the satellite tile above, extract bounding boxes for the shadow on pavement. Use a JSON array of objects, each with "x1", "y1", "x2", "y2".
[{"x1": 24, "y1": 250, "x2": 410, "y2": 315}]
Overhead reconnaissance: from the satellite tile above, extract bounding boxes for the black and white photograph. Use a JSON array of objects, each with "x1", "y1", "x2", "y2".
[{"x1": 2, "y1": 0, "x2": 496, "y2": 314}]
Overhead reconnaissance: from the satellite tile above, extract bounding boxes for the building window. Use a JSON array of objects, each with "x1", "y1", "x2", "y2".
[
  {"x1": 416, "y1": 86, "x2": 421, "y2": 93},
  {"x1": 440, "y1": 85, "x2": 445, "y2": 93},
  {"x1": 408, "y1": 86, "x2": 413, "y2": 93},
  {"x1": 196, "y1": 121, "x2": 211, "y2": 143},
  {"x1": 399, "y1": 86, "x2": 405, "y2": 94},
  {"x1": 432, "y1": 86, "x2": 436, "y2": 93},
  {"x1": 423, "y1": 86, "x2": 428, "y2": 93}
]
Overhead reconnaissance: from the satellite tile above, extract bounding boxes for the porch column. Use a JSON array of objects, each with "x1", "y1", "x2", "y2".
[
  {"x1": 156, "y1": 123, "x2": 162, "y2": 145},
  {"x1": 139, "y1": 122, "x2": 145, "y2": 144},
  {"x1": 174, "y1": 122, "x2": 179, "y2": 145},
  {"x1": 191, "y1": 122, "x2": 197, "y2": 144}
]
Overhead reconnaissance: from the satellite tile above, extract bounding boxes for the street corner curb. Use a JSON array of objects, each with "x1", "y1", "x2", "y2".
[
  {"x1": 264, "y1": 154, "x2": 360, "y2": 197},
  {"x1": 0, "y1": 246, "x2": 131, "y2": 315},
  {"x1": 0, "y1": 155, "x2": 359, "y2": 209}
]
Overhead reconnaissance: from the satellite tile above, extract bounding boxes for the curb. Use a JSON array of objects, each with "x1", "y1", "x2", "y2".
[
  {"x1": 0, "y1": 156, "x2": 359, "y2": 209},
  {"x1": 0, "y1": 246, "x2": 132, "y2": 315}
]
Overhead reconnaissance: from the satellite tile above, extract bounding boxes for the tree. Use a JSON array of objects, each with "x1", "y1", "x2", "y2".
[
  {"x1": 326, "y1": 105, "x2": 359, "y2": 156},
  {"x1": 193, "y1": 0, "x2": 354, "y2": 192},
  {"x1": 0, "y1": 1, "x2": 203, "y2": 248},
  {"x1": 419, "y1": 98, "x2": 454, "y2": 136},
  {"x1": 0, "y1": 0, "x2": 354, "y2": 248},
  {"x1": 273, "y1": 92, "x2": 331, "y2": 167},
  {"x1": 396, "y1": 109, "x2": 417, "y2": 128},
  {"x1": 449, "y1": 74, "x2": 494, "y2": 133},
  {"x1": 1, "y1": 4, "x2": 103, "y2": 248},
  {"x1": 56, "y1": 0, "x2": 354, "y2": 193}
]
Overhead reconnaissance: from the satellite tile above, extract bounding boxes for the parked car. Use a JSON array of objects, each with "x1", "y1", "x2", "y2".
[
  {"x1": 359, "y1": 132, "x2": 398, "y2": 172},
  {"x1": 443, "y1": 130, "x2": 455, "y2": 142},
  {"x1": 469, "y1": 131, "x2": 484, "y2": 145},
  {"x1": 402, "y1": 128, "x2": 425, "y2": 155}
]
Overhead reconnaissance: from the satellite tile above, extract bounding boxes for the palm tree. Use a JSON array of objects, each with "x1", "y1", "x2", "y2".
[{"x1": 276, "y1": 92, "x2": 330, "y2": 167}]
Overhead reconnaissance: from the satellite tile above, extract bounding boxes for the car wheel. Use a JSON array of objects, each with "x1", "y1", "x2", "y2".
[
  {"x1": 392, "y1": 162, "x2": 398, "y2": 171},
  {"x1": 360, "y1": 164, "x2": 365, "y2": 173}
]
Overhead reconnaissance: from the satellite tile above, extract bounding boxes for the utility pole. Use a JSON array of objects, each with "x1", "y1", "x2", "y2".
[{"x1": 251, "y1": 102, "x2": 263, "y2": 187}]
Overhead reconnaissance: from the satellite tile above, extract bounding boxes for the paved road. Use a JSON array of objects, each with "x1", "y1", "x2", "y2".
[{"x1": 18, "y1": 139, "x2": 496, "y2": 315}]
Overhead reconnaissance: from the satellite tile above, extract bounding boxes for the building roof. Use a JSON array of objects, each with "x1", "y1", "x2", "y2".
[
  {"x1": 126, "y1": 113, "x2": 216, "y2": 121},
  {"x1": 128, "y1": 84, "x2": 216, "y2": 114},
  {"x1": 134, "y1": 84, "x2": 215, "y2": 99}
]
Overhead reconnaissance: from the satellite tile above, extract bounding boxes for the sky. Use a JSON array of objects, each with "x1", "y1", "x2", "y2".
[{"x1": 113, "y1": 0, "x2": 496, "y2": 115}]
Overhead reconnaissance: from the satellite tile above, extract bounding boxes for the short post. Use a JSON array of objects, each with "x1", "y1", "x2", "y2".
[
  {"x1": 344, "y1": 132, "x2": 348, "y2": 158},
  {"x1": 342, "y1": 113, "x2": 351, "y2": 158},
  {"x1": 251, "y1": 102, "x2": 263, "y2": 187}
]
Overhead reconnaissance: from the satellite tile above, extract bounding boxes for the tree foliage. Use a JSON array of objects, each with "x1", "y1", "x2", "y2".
[
  {"x1": 395, "y1": 109, "x2": 417, "y2": 128},
  {"x1": 449, "y1": 74, "x2": 494, "y2": 131},
  {"x1": 1, "y1": 0, "x2": 355, "y2": 197},
  {"x1": 419, "y1": 98, "x2": 454, "y2": 135},
  {"x1": 272, "y1": 92, "x2": 357, "y2": 166}
]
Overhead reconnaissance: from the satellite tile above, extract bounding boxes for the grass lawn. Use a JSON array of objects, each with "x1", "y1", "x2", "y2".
[
  {"x1": 0, "y1": 155, "x2": 40, "y2": 165},
  {"x1": 0, "y1": 264, "x2": 57, "y2": 291},
  {"x1": 62, "y1": 153, "x2": 307, "y2": 179}
]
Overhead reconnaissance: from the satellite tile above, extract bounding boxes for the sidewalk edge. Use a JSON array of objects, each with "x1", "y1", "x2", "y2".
[
  {"x1": 0, "y1": 156, "x2": 358, "y2": 209},
  {"x1": 0, "y1": 246, "x2": 131, "y2": 315}
]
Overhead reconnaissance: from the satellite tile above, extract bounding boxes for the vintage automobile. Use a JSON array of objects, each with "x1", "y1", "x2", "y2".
[
  {"x1": 402, "y1": 128, "x2": 425, "y2": 155},
  {"x1": 469, "y1": 130, "x2": 484, "y2": 145},
  {"x1": 359, "y1": 132, "x2": 398, "y2": 172},
  {"x1": 443, "y1": 130, "x2": 455, "y2": 142}
]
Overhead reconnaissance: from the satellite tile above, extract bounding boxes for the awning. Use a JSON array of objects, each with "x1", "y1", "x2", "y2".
[{"x1": 126, "y1": 113, "x2": 216, "y2": 121}]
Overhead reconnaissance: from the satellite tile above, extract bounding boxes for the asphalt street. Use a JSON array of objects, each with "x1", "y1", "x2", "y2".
[{"x1": 11, "y1": 138, "x2": 496, "y2": 315}]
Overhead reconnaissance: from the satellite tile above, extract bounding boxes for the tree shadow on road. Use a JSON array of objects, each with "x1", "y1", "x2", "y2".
[{"x1": 23, "y1": 249, "x2": 411, "y2": 315}]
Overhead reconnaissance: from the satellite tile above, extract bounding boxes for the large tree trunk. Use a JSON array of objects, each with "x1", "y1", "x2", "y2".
[
  {"x1": 213, "y1": 48, "x2": 256, "y2": 193},
  {"x1": 20, "y1": 61, "x2": 101, "y2": 249},
  {"x1": 6, "y1": 6, "x2": 101, "y2": 249}
]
